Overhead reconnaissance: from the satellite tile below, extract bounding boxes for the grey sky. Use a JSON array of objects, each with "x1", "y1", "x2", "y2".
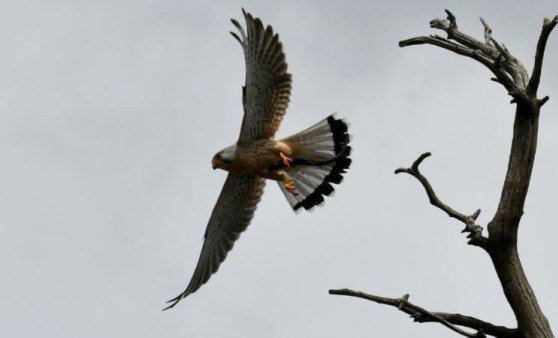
[{"x1": 1, "y1": 1, "x2": 557, "y2": 337}]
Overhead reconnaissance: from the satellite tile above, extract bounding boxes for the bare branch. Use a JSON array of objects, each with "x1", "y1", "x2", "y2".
[
  {"x1": 414, "y1": 312, "x2": 519, "y2": 338},
  {"x1": 399, "y1": 36, "x2": 495, "y2": 70},
  {"x1": 527, "y1": 15, "x2": 558, "y2": 97},
  {"x1": 399, "y1": 11, "x2": 533, "y2": 104},
  {"x1": 395, "y1": 152, "x2": 488, "y2": 248},
  {"x1": 328, "y1": 289, "x2": 511, "y2": 338},
  {"x1": 491, "y1": 40, "x2": 529, "y2": 89}
]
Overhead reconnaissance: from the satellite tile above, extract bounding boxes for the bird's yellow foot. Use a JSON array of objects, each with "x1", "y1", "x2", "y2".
[
  {"x1": 284, "y1": 179, "x2": 298, "y2": 195},
  {"x1": 279, "y1": 152, "x2": 293, "y2": 167}
]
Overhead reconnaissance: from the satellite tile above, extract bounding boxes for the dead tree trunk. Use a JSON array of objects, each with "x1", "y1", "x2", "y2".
[{"x1": 330, "y1": 10, "x2": 557, "y2": 338}]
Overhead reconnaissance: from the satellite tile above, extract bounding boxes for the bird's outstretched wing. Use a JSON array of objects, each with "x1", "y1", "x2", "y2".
[
  {"x1": 164, "y1": 174, "x2": 265, "y2": 310},
  {"x1": 231, "y1": 9, "x2": 292, "y2": 142}
]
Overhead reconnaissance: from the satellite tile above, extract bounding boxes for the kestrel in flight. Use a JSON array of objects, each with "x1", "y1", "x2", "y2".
[{"x1": 164, "y1": 9, "x2": 351, "y2": 310}]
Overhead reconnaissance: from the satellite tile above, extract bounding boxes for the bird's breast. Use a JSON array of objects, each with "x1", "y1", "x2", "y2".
[{"x1": 229, "y1": 140, "x2": 281, "y2": 175}]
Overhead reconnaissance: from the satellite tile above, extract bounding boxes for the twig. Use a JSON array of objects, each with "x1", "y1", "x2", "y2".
[
  {"x1": 480, "y1": 17, "x2": 493, "y2": 45},
  {"x1": 395, "y1": 152, "x2": 488, "y2": 248},
  {"x1": 446, "y1": 9, "x2": 458, "y2": 31}
]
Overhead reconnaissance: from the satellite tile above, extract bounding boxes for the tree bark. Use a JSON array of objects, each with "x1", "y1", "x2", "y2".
[
  {"x1": 486, "y1": 102, "x2": 552, "y2": 337},
  {"x1": 330, "y1": 11, "x2": 557, "y2": 338},
  {"x1": 399, "y1": 13, "x2": 557, "y2": 337}
]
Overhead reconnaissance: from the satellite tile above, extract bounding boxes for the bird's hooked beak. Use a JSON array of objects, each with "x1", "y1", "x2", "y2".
[{"x1": 212, "y1": 155, "x2": 219, "y2": 170}]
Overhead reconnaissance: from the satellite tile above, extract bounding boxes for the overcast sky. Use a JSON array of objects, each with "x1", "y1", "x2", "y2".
[{"x1": 1, "y1": 1, "x2": 557, "y2": 337}]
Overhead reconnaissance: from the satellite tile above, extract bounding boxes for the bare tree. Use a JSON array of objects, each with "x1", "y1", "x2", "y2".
[{"x1": 330, "y1": 10, "x2": 557, "y2": 338}]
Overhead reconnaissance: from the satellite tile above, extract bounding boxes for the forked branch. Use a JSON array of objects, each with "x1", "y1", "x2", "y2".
[
  {"x1": 395, "y1": 152, "x2": 488, "y2": 248},
  {"x1": 399, "y1": 9, "x2": 540, "y2": 105}
]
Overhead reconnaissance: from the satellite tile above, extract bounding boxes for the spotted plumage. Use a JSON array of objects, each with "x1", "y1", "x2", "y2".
[{"x1": 164, "y1": 9, "x2": 351, "y2": 310}]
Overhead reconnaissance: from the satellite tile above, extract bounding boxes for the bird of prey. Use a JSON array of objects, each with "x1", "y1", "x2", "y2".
[{"x1": 164, "y1": 9, "x2": 351, "y2": 310}]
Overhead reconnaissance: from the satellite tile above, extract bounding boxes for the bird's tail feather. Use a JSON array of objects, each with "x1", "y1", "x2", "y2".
[{"x1": 278, "y1": 114, "x2": 351, "y2": 212}]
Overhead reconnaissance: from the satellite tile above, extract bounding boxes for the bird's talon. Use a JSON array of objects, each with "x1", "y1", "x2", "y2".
[
  {"x1": 284, "y1": 180, "x2": 298, "y2": 195},
  {"x1": 279, "y1": 152, "x2": 293, "y2": 167}
]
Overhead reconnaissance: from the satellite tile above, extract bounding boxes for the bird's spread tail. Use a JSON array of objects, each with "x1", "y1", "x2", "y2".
[{"x1": 278, "y1": 114, "x2": 351, "y2": 211}]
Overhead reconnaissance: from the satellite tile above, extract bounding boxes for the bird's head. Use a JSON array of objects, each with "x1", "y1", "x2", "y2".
[{"x1": 212, "y1": 145, "x2": 236, "y2": 170}]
